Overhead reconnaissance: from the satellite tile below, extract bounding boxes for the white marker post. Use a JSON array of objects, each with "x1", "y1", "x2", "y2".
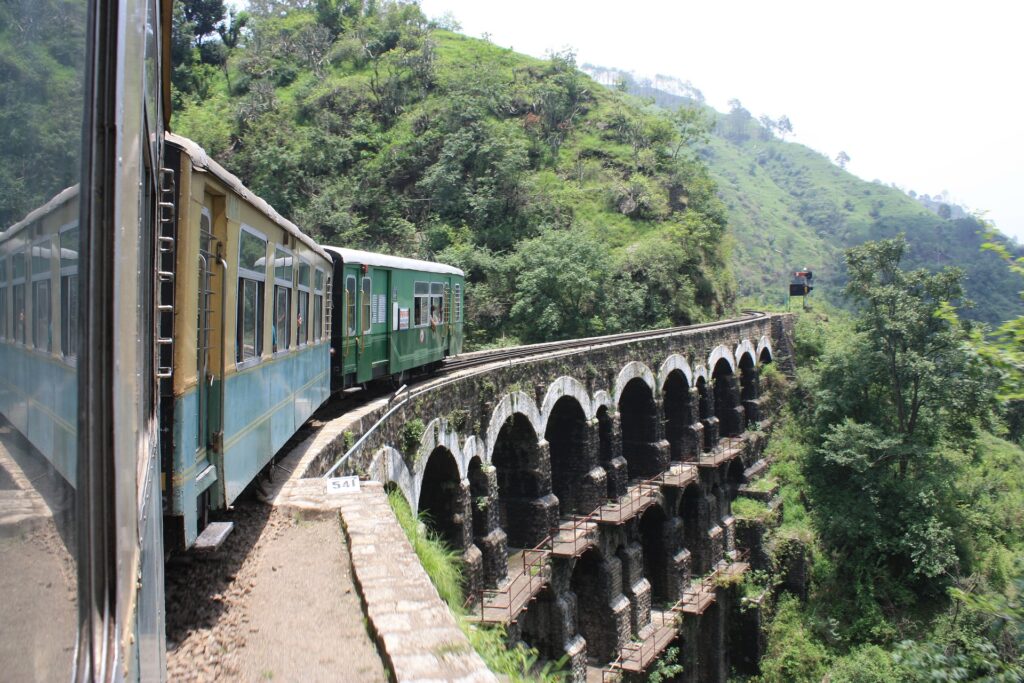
[{"x1": 325, "y1": 476, "x2": 360, "y2": 495}]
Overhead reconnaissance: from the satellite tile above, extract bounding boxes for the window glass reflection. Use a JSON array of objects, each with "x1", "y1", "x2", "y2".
[{"x1": 0, "y1": 0, "x2": 88, "y2": 677}]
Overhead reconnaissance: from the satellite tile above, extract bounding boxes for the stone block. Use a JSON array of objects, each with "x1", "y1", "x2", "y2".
[
  {"x1": 628, "y1": 578, "x2": 652, "y2": 635},
  {"x1": 610, "y1": 594, "x2": 632, "y2": 653},
  {"x1": 462, "y1": 544, "x2": 483, "y2": 598},
  {"x1": 702, "y1": 417, "x2": 720, "y2": 451},
  {"x1": 575, "y1": 466, "x2": 607, "y2": 513}
]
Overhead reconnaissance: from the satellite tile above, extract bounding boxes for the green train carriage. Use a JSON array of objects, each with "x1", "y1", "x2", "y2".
[{"x1": 325, "y1": 247, "x2": 464, "y2": 391}]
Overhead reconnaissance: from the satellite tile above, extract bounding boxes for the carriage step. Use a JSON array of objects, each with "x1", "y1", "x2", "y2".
[{"x1": 194, "y1": 521, "x2": 234, "y2": 551}]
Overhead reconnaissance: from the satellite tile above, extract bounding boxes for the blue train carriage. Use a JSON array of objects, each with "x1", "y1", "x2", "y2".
[
  {"x1": 0, "y1": 186, "x2": 81, "y2": 486},
  {"x1": 163, "y1": 133, "x2": 333, "y2": 549},
  {"x1": 324, "y1": 247, "x2": 464, "y2": 391}
]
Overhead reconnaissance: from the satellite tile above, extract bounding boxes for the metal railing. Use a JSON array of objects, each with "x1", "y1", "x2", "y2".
[
  {"x1": 594, "y1": 477, "x2": 661, "y2": 525},
  {"x1": 470, "y1": 538, "x2": 553, "y2": 625},
  {"x1": 550, "y1": 513, "x2": 599, "y2": 558},
  {"x1": 697, "y1": 434, "x2": 746, "y2": 466}
]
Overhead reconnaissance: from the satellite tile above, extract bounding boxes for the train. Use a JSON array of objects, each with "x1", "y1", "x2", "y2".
[
  {"x1": 0, "y1": 0, "x2": 462, "y2": 677},
  {"x1": 159, "y1": 134, "x2": 464, "y2": 548}
]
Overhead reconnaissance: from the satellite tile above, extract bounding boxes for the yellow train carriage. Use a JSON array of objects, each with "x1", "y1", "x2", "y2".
[{"x1": 163, "y1": 133, "x2": 332, "y2": 548}]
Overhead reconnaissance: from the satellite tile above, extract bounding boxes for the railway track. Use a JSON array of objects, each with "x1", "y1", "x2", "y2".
[{"x1": 439, "y1": 309, "x2": 766, "y2": 374}]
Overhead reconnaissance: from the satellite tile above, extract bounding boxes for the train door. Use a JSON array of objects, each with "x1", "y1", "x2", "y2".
[
  {"x1": 371, "y1": 270, "x2": 389, "y2": 372},
  {"x1": 356, "y1": 268, "x2": 373, "y2": 382},
  {"x1": 342, "y1": 265, "x2": 359, "y2": 381},
  {"x1": 197, "y1": 207, "x2": 213, "y2": 470}
]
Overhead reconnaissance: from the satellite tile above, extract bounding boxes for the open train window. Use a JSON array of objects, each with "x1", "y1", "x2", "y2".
[
  {"x1": 297, "y1": 259, "x2": 310, "y2": 345},
  {"x1": 430, "y1": 282, "x2": 444, "y2": 324},
  {"x1": 237, "y1": 226, "x2": 267, "y2": 365},
  {"x1": 345, "y1": 275, "x2": 357, "y2": 336},
  {"x1": 314, "y1": 268, "x2": 324, "y2": 342},
  {"x1": 59, "y1": 224, "x2": 79, "y2": 359},
  {"x1": 454, "y1": 283, "x2": 462, "y2": 323}
]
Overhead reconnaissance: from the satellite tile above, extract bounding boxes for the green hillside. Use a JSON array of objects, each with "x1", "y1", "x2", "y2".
[
  {"x1": 598, "y1": 70, "x2": 1023, "y2": 325},
  {"x1": 171, "y1": 2, "x2": 734, "y2": 346}
]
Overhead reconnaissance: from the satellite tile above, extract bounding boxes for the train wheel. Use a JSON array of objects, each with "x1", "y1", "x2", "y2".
[{"x1": 390, "y1": 369, "x2": 407, "y2": 390}]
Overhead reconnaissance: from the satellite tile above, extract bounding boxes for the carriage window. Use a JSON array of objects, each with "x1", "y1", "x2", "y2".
[
  {"x1": 361, "y1": 276, "x2": 371, "y2": 334},
  {"x1": 346, "y1": 275, "x2": 357, "y2": 336},
  {"x1": 430, "y1": 282, "x2": 444, "y2": 324},
  {"x1": 0, "y1": 257, "x2": 6, "y2": 339},
  {"x1": 273, "y1": 247, "x2": 292, "y2": 352},
  {"x1": 454, "y1": 283, "x2": 462, "y2": 323},
  {"x1": 414, "y1": 281, "x2": 428, "y2": 327},
  {"x1": 297, "y1": 259, "x2": 310, "y2": 345},
  {"x1": 237, "y1": 227, "x2": 267, "y2": 364},
  {"x1": 314, "y1": 268, "x2": 324, "y2": 342},
  {"x1": 31, "y1": 238, "x2": 53, "y2": 352},
  {"x1": 12, "y1": 251, "x2": 26, "y2": 344},
  {"x1": 60, "y1": 226, "x2": 79, "y2": 359}
]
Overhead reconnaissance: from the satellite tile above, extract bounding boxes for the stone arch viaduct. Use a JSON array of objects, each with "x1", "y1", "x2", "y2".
[{"x1": 318, "y1": 313, "x2": 794, "y2": 681}]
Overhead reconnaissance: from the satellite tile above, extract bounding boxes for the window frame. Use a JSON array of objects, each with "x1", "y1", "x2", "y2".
[
  {"x1": 30, "y1": 236, "x2": 53, "y2": 353},
  {"x1": 296, "y1": 258, "x2": 311, "y2": 346},
  {"x1": 453, "y1": 283, "x2": 462, "y2": 323},
  {"x1": 414, "y1": 281, "x2": 430, "y2": 328},
  {"x1": 272, "y1": 245, "x2": 293, "y2": 354},
  {"x1": 345, "y1": 274, "x2": 357, "y2": 337},
  {"x1": 313, "y1": 267, "x2": 325, "y2": 343},
  {"x1": 236, "y1": 224, "x2": 268, "y2": 368},
  {"x1": 0, "y1": 255, "x2": 7, "y2": 340},
  {"x1": 59, "y1": 222, "x2": 79, "y2": 362}
]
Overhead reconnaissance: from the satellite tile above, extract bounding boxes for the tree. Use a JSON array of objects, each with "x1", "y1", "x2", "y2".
[
  {"x1": 775, "y1": 115, "x2": 793, "y2": 139},
  {"x1": 805, "y1": 237, "x2": 998, "y2": 588},
  {"x1": 835, "y1": 150, "x2": 850, "y2": 169}
]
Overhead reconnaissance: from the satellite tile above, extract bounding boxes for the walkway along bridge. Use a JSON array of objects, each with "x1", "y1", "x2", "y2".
[{"x1": 299, "y1": 311, "x2": 795, "y2": 682}]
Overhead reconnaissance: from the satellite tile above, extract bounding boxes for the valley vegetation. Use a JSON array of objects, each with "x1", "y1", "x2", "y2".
[
  {"x1": 749, "y1": 235, "x2": 1023, "y2": 682},
  {"x1": 171, "y1": 0, "x2": 735, "y2": 347}
]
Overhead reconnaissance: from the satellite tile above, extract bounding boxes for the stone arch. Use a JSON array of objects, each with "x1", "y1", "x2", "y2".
[
  {"x1": 485, "y1": 391, "x2": 543, "y2": 462},
  {"x1": 738, "y1": 350, "x2": 759, "y2": 424},
  {"x1": 491, "y1": 412, "x2": 556, "y2": 548},
  {"x1": 680, "y1": 483, "x2": 706, "y2": 575},
  {"x1": 734, "y1": 339, "x2": 756, "y2": 367},
  {"x1": 592, "y1": 389, "x2": 614, "y2": 416},
  {"x1": 571, "y1": 548, "x2": 615, "y2": 662},
  {"x1": 657, "y1": 354, "x2": 693, "y2": 392},
  {"x1": 618, "y1": 376, "x2": 667, "y2": 478},
  {"x1": 541, "y1": 375, "x2": 594, "y2": 424},
  {"x1": 418, "y1": 417, "x2": 465, "y2": 478},
  {"x1": 595, "y1": 404, "x2": 626, "y2": 499},
  {"x1": 662, "y1": 368, "x2": 694, "y2": 462},
  {"x1": 707, "y1": 344, "x2": 736, "y2": 375},
  {"x1": 612, "y1": 361, "x2": 657, "y2": 406},
  {"x1": 417, "y1": 446, "x2": 467, "y2": 550},
  {"x1": 545, "y1": 394, "x2": 598, "y2": 515},
  {"x1": 756, "y1": 335, "x2": 774, "y2": 365},
  {"x1": 695, "y1": 373, "x2": 715, "y2": 452},
  {"x1": 712, "y1": 356, "x2": 743, "y2": 437},
  {"x1": 640, "y1": 503, "x2": 670, "y2": 605},
  {"x1": 377, "y1": 446, "x2": 415, "y2": 508},
  {"x1": 725, "y1": 457, "x2": 746, "y2": 510}
]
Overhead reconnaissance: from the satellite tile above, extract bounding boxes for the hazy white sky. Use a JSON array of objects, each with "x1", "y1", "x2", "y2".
[{"x1": 420, "y1": 0, "x2": 1024, "y2": 241}]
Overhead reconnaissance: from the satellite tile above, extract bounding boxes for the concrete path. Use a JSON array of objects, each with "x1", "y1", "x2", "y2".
[{"x1": 289, "y1": 480, "x2": 497, "y2": 683}]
